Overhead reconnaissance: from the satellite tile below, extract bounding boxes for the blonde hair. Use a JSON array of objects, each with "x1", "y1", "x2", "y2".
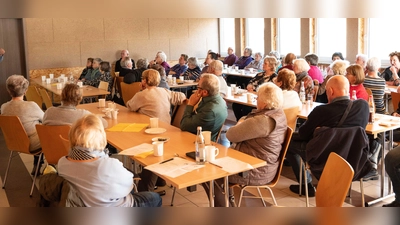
[
  {"x1": 257, "y1": 82, "x2": 283, "y2": 109},
  {"x1": 330, "y1": 60, "x2": 350, "y2": 75},
  {"x1": 69, "y1": 114, "x2": 107, "y2": 151},
  {"x1": 276, "y1": 68, "x2": 296, "y2": 91},
  {"x1": 142, "y1": 69, "x2": 161, "y2": 87}
]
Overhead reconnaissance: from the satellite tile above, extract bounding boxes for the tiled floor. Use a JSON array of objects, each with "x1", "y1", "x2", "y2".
[{"x1": 0, "y1": 105, "x2": 396, "y2": 207}]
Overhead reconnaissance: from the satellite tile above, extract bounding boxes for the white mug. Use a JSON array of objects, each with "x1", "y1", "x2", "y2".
[
  {"x1": 111, "y1": 110, "x2": 118, "y2": 119},
  {"x1": 41, "y1": 76, "x2": 46, "y2": 82},
  {"x1": 249, "y1": 68, "x2": 254, "y2": 73},
  {"x1": 46, "y1": 78, "x2": 51, "y2": 84},
  {"x1": 226, "y1": 87, "x2": 232, "y2": 97},
  {"x1": 205, "y1": 146, "x2": 219, "y2": 162},
  {"x1": 49, "y1": 74, "x2": 54, "y2": 79},
  {"x1": 56, "y1": 83, "x2": 62, "y2": 90},
  {"x1": 153, "y1": 141, "x2": 164, "y2": 156},
  {"x1": 77, "y1": 81, "x2": 83, "y2": 87},
  {"x1": 240, "y1": 70, "x2": 245, "y2": 75},
  {"x1": 98, "y1": 98, "x2": 106, "y2": 108},
  {"x1": 202, "y1": 131, "x2": 212, "y2": 145},
  {"x1": 247, "y1": 93, "x2": 253, "y2": 102},
  {"x1": 150, "y1": 118, "x2": 159, "y2": 128}
]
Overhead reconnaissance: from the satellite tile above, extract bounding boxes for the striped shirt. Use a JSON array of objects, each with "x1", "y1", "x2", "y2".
[{"x1": 363, "y1": 76, "x2": 386, "y2": 114}]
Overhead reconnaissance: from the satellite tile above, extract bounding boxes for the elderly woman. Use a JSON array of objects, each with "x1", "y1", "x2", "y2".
[
  {"x1": 364, "y1": 57, "x2": 386, "y2": 114},
  {"x1": 292, "y1": 58, "x2": 314, "y2": 97},
  {"x1": 203, "y1": 82, "x2": 287, "y2": 207},
  {"x1": 126, "y1": 69, "x2": 186, "y2": 124},
  {"x1": 184, "y1": 57, "x2": 201, "y2": 81},
  {"x1": 277, "y1": 52, "x2": 297, "y2": 72},
  {"x1": 1, "y1": 75, "x2": 44, "y2": 174},
  {"x1": 317, "y1": 60, "x2": 349, "y2": 103},
  {"x1": 58, "y1": 114, "x2": 162, "y2": 207},
  {"x1": 345, "y1": 64, "x2": 368, "y2": 101},
  {"x1": 79, "y1": 58, "x2": 93, "y2": 80},
  {"x1": 149, "y1": 51, "x2": 170, "y2": 75},
  {"x1": 84, "y1": 61, "x2": 113, "y2": 100},
  {"x1": 82, "y1": 58, "x2": 102, "y2": 83},
  {"x1": 201, "y1": 52, "x2": 219, "y2": 74},
  {"x1": 232, "y1": 56, "x2": 278, "y2": 121},
  {"x1": 233, "y1": 47, "x2": 253, "y2": 69},
  {"x1": 269, "y1": 50, "x2": 282, "y2": 72},
  {"x1": 43, "y1": 83, "x2": 107, "y2": 127},
  {"x1": 124, "y1": 58, "x2": 149, "y2": 84},
  {"x1": 381, "y1": 51, "x2": 400, "y2": 86},
  {"x1": 275, "y1": 68, "x2": 302, "y2": 110},
  {"x1": 151, "y1": 64, "x2": 169, "y2": 89},
  {"x1": 245, "y1": 52, "x2": 263, "y2": 71}
]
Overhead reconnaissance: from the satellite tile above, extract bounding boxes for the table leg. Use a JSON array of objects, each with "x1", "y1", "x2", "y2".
[
  {"x1": 224, "y1": 176, "x2": 229, "y2": 207},
  {"x1": 209, "y1": 180, "x2": 214, "y2": 207}
]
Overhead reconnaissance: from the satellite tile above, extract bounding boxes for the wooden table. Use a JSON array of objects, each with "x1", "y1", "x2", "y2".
[
  {"x1": 77, "y1": 102, "x2": 266, "y2": 207},
  {"x1": 224, "y1": 92, "x2": 257, "y2": 107},
  {"x1": 223, "y1": 69, "x2": 258, "y2": 78},
  {"x1": 169, "y1": 82, "x2": 198, "y2": 89}
]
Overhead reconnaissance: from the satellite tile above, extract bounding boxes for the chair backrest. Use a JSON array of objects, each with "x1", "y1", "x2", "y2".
[
  {"x1": 316, "y1": 152, "x2": 354, "y2": 207},
  {"x1": 313, "y1": 79, "x2": 319, "y2": 101},
  {"x1": 268, "y1": 126, "x2": 293, "y2": 186},
  {"x1": 215, "y1": 125, "x2": 224, "y2": 143},
  {"x1": 25, "y1": 86, "x2": 43, "y2": 109},
  {"x1": 38, "y1": 88, "x2": 53, "y2": 109},
  {"x1": 35, "y1": 124, "x2": 71, "y2": 165},
  {"x1": 116, "y1": 76, "x2": 124, "y2": 99},
  {"x1": 121, "y1": 82, "x2": 142, "y2": 106},
  {"x1": 171, "y1": 100, "x2": 188, "y2": 128},
  {"x1": 283, "y1": 107, "x2": 299, "y2": 131},
  {"x1": 59, "y1": 135, "x2": 71, "y2": 155},
  {"x1": 365, "y1": 88, "x2": 373, "y2": 97},
  {"x1": 98, "y1": 81, "x2": 109, "y2": 91},
  {"x1": 0, "y1": 115, "x2": 30, "y2": 154},
  {"x1": 391, "y1": 91, "x2": 400, "y2": 112}
]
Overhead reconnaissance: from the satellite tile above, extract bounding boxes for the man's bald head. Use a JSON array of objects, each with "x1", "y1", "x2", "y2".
[{"x1": 326, "y1": 75, "x2": 349, "y2": 103}]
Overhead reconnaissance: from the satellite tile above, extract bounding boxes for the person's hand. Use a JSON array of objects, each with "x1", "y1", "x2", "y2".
[
  {"x1": 393, "y1": 112, "x2": 400, "y2": 117},
  {"x1": 0, "y1": 48, "x2": 5, "y2": 55},
  {"x1": 246, "y1": 84, "x2": 253, "y2": 92},
  {"x1": 188, "y1": 91, "x2": 202, "y2": 106},
  {"x1": 390, "y1": 66, "x2": 399, "y2": 79},
  {"x1": 149, "y1": 60, "x2": 156, "y2": 66}
]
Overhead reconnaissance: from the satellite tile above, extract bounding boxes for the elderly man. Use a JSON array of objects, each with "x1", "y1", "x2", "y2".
[
  {"x1": 169, "y1": 54, "x2": 189, "y2": 78},
  {"x1": 355, "y1": 53, "x2": 368, "y2": 74},
  {"x1": 180, "y1": 73, "x2": 228, "y2": 142},
  {"x1": 119, "y1": 57, "x2": 135, "y2": 78},
  {"x1": 223, "y1": 47, "x2": 238, "y2": 66},
  {"x1": 0, "y1": 48, "x2": 5, "y2": 63},
  {"x1": 208, "y1": 60, "x2": 228, "y2": 97},
  {"x1": 286, "y1": 75, "x2": 369, "y2": 196},
  {"x1": 124, "y1": 58, "x2": 148, "y2": 84},
  {"x1": 115, "y1": 50, "x2": 135, "y2": 72}
]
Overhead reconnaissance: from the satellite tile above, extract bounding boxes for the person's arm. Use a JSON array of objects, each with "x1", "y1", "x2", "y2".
[
  {"x1": 126, "y1": 92, "x2": 141, "y2": 112},
  {"x1": 167, "y1": 89, "x2": 186, "y2": 106},
  {"x1": 226, "y1": 115, "x2": 275, "y2": 143}
]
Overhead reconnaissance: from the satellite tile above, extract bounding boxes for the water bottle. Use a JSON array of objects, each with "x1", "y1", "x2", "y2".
[
  {"x1": 368, "y1": 95, "x2": 375, "y2": 124},
  {"x1": 351, "y1": 90, "x2": 357, "y2": 100},
  {"x1": 195, "y1": 126, "x2": 206, "y2": 165},
  {"x1": 299, "y1": 81, "x2": 306, "y2": 104}
]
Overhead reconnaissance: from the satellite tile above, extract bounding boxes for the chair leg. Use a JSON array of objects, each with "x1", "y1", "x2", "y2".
[
  {"x1": 2, "y1": 151, "x2": 13, "y2": 189},
  {"x1": 30, "y1": 153, "x2": 43, "y2": 197},
  {"x1": 299, "y1": 160, "x2": 303, "y2": 196},
  {"x1": 256, "y1": 187, "x2": 267, "y2": 207},
  {"x1": 303, "y1": 164, "x2": 309, "y2": 207},
  {"x1": 360, "y1": 179, "x2": 365, "y2": 207},
  {"x1": 265, "y1": 186, "x2": 278, "y2": 206},
  {"x1": 237, "y1": 187, "x2": 246, "y2": 207},
  {"x1": 170, "y1": 187, "x2": 176, "y2": 206}
]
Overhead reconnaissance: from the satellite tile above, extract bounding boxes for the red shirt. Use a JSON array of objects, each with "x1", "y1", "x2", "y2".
[{"x1": 350, "y1": 84, "x2": 368, "y2": 101}]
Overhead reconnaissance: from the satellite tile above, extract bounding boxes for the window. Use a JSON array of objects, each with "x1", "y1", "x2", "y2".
[
  {"x1": 316, "y1": 18, "x2": 347, "y2": 62},
  {"x1": 246, "y1": 18, "x2": 264, "y2": 56},
  {"x1": 219, "y1": 18, "x2": 235, "y2": 56},
  {"x1": 277, "y1": 18, "x2": 300, "y2": 57},
  {"x1": 368, "y1": 18, "x2": 400, "y2": 66}
]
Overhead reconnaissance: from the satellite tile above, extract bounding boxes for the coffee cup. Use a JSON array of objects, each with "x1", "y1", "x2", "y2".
[
  {"x1": 46, "y1": 78, "x2": 51, "y2": 84},
  {"x1": 150, "y1": 118, "x2": 159, "y2": 128},
  {"x1": 247, "y1": 93, "x2": 253, "y2": 102},
  {"x1": 98, "y1": 98, "x2": 106, "y2": 108},
  {"x1": 249, "y1": 68, "x2": 254, "y2": 73},
  {"x1": 205, "y1": 146, "x2": 219, "y2": 162},
  {"x1": 226, "y1": 87, "x2": 232, "y2": 97},
  {"x1": 111, "y1": 110, "x2": 118, "y2": 119},
  {"x1": 202, "y1": 131, "x2": 212, "y2": 145},
  {"x1": 41, "y1": 76, "x2": 46, "y2": 82},
  {"x1": 49, "y1": 74, "x2": 54, "y2": 79},
  {"x1": 56, "y1": 83, "x2": 62, "y2": 90},
  {"x1": 77, "y1": 81, "x2": 83, "y2": 87},
  {"x1": 153, "y1": 141, "x2": 164, "y2": 156},
  {"x1": 240, "y1": 70, "x2": 245, "y2": 75}
]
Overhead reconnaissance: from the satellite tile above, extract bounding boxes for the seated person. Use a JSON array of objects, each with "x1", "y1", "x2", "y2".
[
  {"x1": 119, "y1": 57, "x2": 135, "y2": 77},
  {"x1": 126, "y1": 69, "x2": 186, "y2": 124},
  {"x1": 1, "y1": 75, "x2": 44, "y2": 175},
  {"x1": 332, "y1": 52, "x2": 344, "y2": 61},
  {"x1": 58, "y1": 114, "x2": 162, "y2": 207},
  {"x1": 151, "y1": 64, "x2": 169, "y2": 89},
  {"x1": 202, "y1": 82, "x2": 287, "y2": 207},
  {"x1": 184, "y1": 57, "x2": 201, "y2": 81},
  {"x1": 274, "y1": 68, "x2": 302, "y2": 110},
  {"x1": 79, "y1": 58, "x2": 93, "y2": 80},
  {"x1": 304, "y1": 53, "x2": 324, "y2": 83},
  {"x1": 43, "y1": 83, "x2": 107, "y2": 127},
  {"x1": 169, "y1": 54, "x2": 188, "y2": 78},
  {"x1": 277, "y1": 52, "x2": 296, "y2": 73},
  {"x1": 84, "y1": 61, "x2": 113, "y2": 100},
  {"x1": 345, "y1": 64, "x2": 368, "y2": 101},
  {"x1": 115, "y1": 50, "x2": 135, "y2": 72},
  {"x1": 292, "y1": 58, "x2": 314, "y2": 97},
  {"x1": 82, "y1": 58, "x2": 102, "y2": 84},
  {"x1": 269, "y1": 51, "x2": 281, "y2": 72},
  {"x1": 381, "y1": 51, "x2": 400, "y2": 86},
  {"x1": 223, "y1": 47, "x2": 238, "y2": 66},
  {"x1": 317, "y1": 60, "x2": 349, "y2": 103},
  {"x1": 355, "y1": 53, "x2": 368, "y2": 74},
  {"x1": 384, "y1": 145, "x2": 400, "y2": 207},
  {"x1": 124, "y1": 58, "x2": 148, "y2": 84},
  {"x1": 364, "y1": 57, "x2": 386, "y2": 114},
  {"x1": 208, "y1": 60, "x2": 228, "y2": 97},
  {"x1": 244, "y1": 52, "x2": 263, "y2": 71},
  {"x1": 149, "y1": 51, "x2": 170, "y2": 75},
  {"x1": 233, "y1": 47, "x2": 253, "y2": 69},
  {"x1": 201, "y1": 52, "x2": 219, "y2": 75},
  {"x1": 232, "y1": 56, "x2": 278, "y2": 121}
]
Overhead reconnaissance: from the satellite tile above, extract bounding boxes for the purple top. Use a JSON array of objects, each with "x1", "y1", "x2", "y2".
[
  {"x1": 169, "y1": 64, "x2": 188, "y2": 78},
  {"x1": 160, "y1": 61, "x2": 171, "y2": 75},
  {"x1": 223, "y1": 54, "x2": 238, "y2": 66},
  {"x1": 234, "y1": 56, "x2": 253, "y2": 69}
]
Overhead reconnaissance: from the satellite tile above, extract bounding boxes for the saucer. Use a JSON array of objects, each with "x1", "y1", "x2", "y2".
[
  {"x1": 152, "y1": 137, "x2": 170, "y2": 142},
  {"x1": 145, "y1": 128, "x2": 167, "y2": 134}
]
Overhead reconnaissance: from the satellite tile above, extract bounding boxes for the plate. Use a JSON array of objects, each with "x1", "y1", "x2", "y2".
[
  {"x1": 145, "y1": 128, "x2": 167, "y2": 134},
  {"x1": 152, "y1": 137, "x2": 170, "y2": 142}
]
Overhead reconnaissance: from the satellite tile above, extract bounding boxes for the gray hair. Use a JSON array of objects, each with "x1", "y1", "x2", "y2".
[
  {"x1": 136, "y1": 58, "x2": 148, "y2": 69},
  {"x1": 6, "y1": 74, "x2": 29, "y2": 97},
  {"x1": 122, "y1": 57, "x2": 132, "y2": 68},
  {"x1": 244, "y1": 47, "x2": 253, "y2": 56},
  {"x1": 257, "y1": 82, "x2": 283, "y2": 110},
  {"x1": 293, "y1": 58, "x2": 310, "y2": 73},
  {"x1": 269, "y1": 51, "x2": 280, "y2": 60},
  {"x1": 199, "y1": 73, "x2": 220, "y2": 96},
  {"x1": 366, "y1": 57, "x2": 381, "y2": 72},
  {"x1": 157, "y1": 51, "x2": 167, "y2": 62},
  {"x1": 93, "y1": 58, "x2": 102, "y2": 64},
  {"x1": 330, "y1": 60, "x2": 350, "y2": 75},
  {"x1": 356, "y1": 54, "x2": 368, "y2": 67},
  {"x1": 254, "y1": 52, "x2": 263, "y2": 58},
  {"x1": 188, "y1": 57, "x2": 199, "y2": 67}
]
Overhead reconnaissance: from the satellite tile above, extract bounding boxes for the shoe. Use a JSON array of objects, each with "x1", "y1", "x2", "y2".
[
  {"x1": 155, "y1": 178, "x2": 167, "y2": 187},
  {"x1": 289, "y1": 183, "x2": 315, "y2": 197},
  {"x1": 363, "y1": 168, "x2": 379, "y2": 181},
  {"x1": 382, "y1": 200, "x2": 400, "y2": 207}
]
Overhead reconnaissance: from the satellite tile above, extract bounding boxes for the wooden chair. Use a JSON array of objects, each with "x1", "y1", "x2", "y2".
[
  {"x1": 315, "y1": 152, "x2": 354, "y2": 207},
  {"x1": 35, "y1": 124, "x2": 71, "y2": 166},
  {"x1": 283, "y1": 106, "x2": 299, "y2": 131},
  {"x1": 313, "y1": 79, "x2": 319, "y2": 102},
  {"x1": 0, "y1": 115, "x2": 43, "y2": 196},
  {"x1": 38, "y1": 88, "x2": 53, "y2": 110},
  {"x1": 98, "y1": 81, "x2": 109, "y2": 91},
  {"x1": 230, "y1": 126, "x2": 293, "y2": 207},
  {"x1": 25, "y1": 86, "x2": 43, "y2": 109},
  {"x1": 120, "y1": 82, "x2": 142, "y2": 106},
  {"x1": 391, "y1": 91, "x2": 400, "y2": 112},
  {"x1": 365, "y1": 87, "x2": 373, "y2": 97},
  {"x1": 59, "y1": 135, "x2": 70, "y2": 153},
  {"x1": 116, "y1": 76, "x2": 124, "y2": 99},
  {"x1": 170, "y1": 100, "x2": 188, "y2": 128}
]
